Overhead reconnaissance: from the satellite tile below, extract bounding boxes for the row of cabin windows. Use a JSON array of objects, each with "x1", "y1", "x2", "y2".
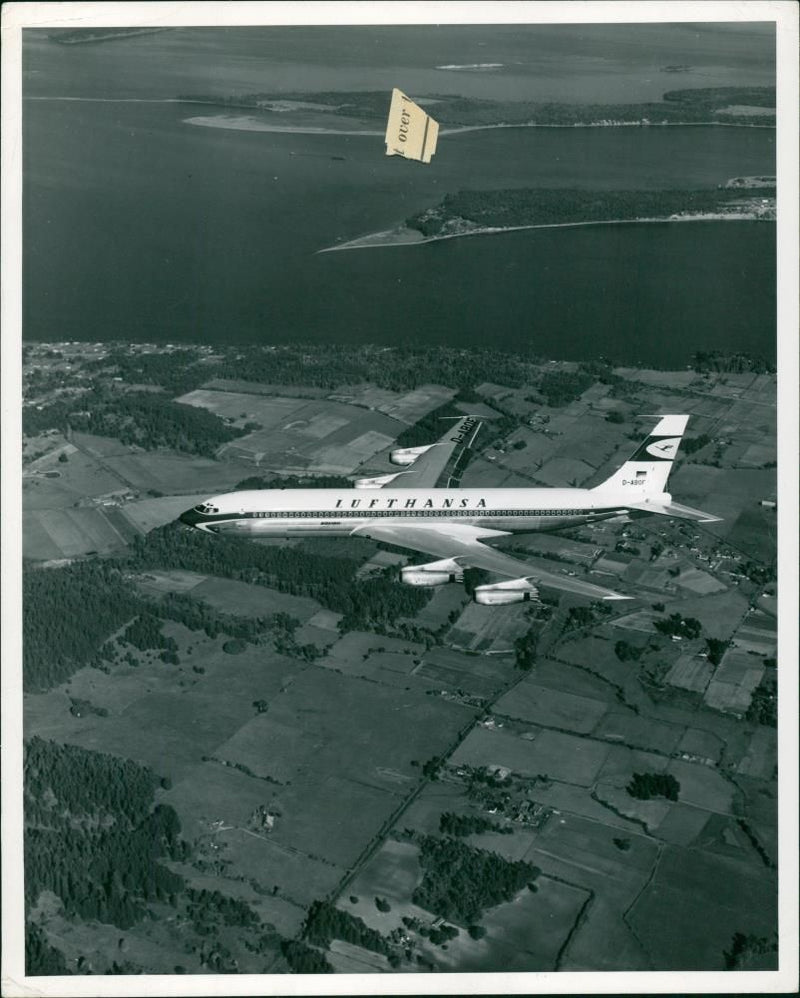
[{"x1": 242, "y1": 508, "x2": 584, "y2": 519}]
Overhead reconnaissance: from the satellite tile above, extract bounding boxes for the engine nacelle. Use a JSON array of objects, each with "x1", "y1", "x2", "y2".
[
  {"x1": 474, "y1": 578, "x2": 539, "y2": 606},
  {"x1": 401, "y1": 558, "x2": 464, "y2": 587},
  {"x1": 390, "y1": 444, "x2": 435, "y2": 466},
  {"x1": 353, "y1": 471, "x2": 409, "y2": 488}
]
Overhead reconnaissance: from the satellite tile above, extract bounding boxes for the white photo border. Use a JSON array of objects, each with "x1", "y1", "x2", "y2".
[{"x1": 2, "y1": 3, "x2": 797, "y2": 995}]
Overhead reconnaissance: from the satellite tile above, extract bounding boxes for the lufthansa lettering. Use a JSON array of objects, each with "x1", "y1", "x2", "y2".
[{"x1": 334, "y1": 496, "x2": 488, "y2": 510}]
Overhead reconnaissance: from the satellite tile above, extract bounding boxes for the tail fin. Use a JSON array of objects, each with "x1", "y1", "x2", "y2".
[{"x1": 592, "y1": 415, "x2": 689, "y2": 496}]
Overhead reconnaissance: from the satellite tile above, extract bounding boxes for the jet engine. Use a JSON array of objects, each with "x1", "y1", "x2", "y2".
[
  {"x1": 401, "y1": 558, "x2": 464, "y2": 587},
  {"x1": 474, "y1": 578, "x2": 539, "y2": 606},
  {"x1": 390, "y1": 444, "x2": 435, "y2": 466}
]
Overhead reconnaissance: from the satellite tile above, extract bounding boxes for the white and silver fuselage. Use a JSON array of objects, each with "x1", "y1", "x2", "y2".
[{"x1": 179, "y1": 487, "x2": 640, "y2": 536}]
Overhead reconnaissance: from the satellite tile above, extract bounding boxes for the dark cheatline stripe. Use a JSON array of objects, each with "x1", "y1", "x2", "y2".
[{"x1": 190, "y1": 505, "x2": 625, "y2": 525}]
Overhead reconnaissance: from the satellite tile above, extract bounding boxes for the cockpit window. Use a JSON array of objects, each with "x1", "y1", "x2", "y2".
[{"x1": 194, "y1": 503, "x2": 219, "y2": 515}]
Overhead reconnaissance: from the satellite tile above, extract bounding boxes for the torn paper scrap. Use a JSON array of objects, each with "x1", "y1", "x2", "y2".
[{"x1": 384, "y1": 88, "x2": 439, "y2": 164}]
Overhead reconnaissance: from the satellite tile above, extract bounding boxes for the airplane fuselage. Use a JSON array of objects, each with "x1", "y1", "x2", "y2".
[{"x1": 180, "y1": 487, "x2": 638, "y2": 537}]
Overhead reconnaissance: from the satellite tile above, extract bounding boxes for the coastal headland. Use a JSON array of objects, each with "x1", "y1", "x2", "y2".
[{"x1": 319, "y1": 181, "x2": 776, "y2": 253}]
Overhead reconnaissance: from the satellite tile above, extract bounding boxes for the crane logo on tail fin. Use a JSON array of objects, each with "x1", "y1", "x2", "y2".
[{"x1": 644, "y1": 437, "x2": 681, "y2": 459}]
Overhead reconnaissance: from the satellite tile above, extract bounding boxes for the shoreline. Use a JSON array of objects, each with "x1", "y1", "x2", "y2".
[
  {"x1": 318, "y1": 213, "x2": 774, "y2": 253},
  {"x1": 22, "y1": 99, "x2": 775, "y2": 132},
  {"x1": 181, "y1": 113, "x2": 773, "y2": 136}
]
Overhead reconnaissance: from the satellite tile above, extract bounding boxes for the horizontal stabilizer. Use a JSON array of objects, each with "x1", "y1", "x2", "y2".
[{"x1": 629, "y1": 500, "x2": 723, "y2": 524}]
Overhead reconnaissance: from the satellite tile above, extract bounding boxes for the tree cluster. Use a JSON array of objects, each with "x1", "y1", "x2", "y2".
[
  {"x1": 128, "y1": 524, "x2": 430, "y2": 631},
  {"x1": 25, "y1": 922, "x2": 72, "y2": 976},
  {"x1": 82, "y1": 347, "x2": 208, "y2": 394},
  {"x1": 412, "y1": 834, "x2": 541, "y2": 924},
  {"x1": 614, "y1": 640, "x2": 644, "y2": 662},
  {"x1": 705, "y1": 637, "x2": 729, "y2": 666},
  {"x1": 439, "y1": 811, "x2": 512, "y2": 837},
  {"x1": 23, "y1": 561, "x2": 141, "y2": 692},
  {"x1": 25, "y1": 739, "x2": 187, "y2": 930},
  {"x1": 746, "y1": 673, "x2": 777, "y2": 727},
  {"x1": 626, "y1": 771, "x2": 680, "y2": 801},
  {"x1": 723, "y1": 931, "x2": 777, "y2": 970},
  {"x1": 280, "y1": 939, "x2": 333, "y2": 974},
  {"x1": 514, "y1": 627, "x2": 539, "y2": 671},
  {"x1": 303, "y1": 900, "x2": 391, "y2": 956},
  {"x1": 537, "y1": 369, "x2": 594, "y2": 408},
  {"x1": 185, "y1": 888, "x2": 260, "y2": 932},
  {"x1": 406, "y1": 186, "x2": 775, "y2": 238},
  {"x1": 653, "y1": 613, "x2": 702, "y2": 640},
  {"x1": 681, "y1": 433, "x2": 712, "y2": 455},
  {"x1": 23, "y1": 388, "x2": 245, "y2": 458},
  {"x1": 23, "y1": 558, "x2": 302, "y2": 692},
  {"x1": 692, "y1": 350, "x2": 774, "y2": 375}
]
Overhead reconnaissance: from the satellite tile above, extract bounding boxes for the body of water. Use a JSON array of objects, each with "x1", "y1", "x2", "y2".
[{"x1": 22, "y1": 26, "x2": 776, "y2": 366}]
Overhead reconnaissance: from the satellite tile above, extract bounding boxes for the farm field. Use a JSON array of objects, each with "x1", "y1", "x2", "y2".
[
  {"x1": 451, "y1": 725, "x2": 612, "y2": 787},
  {"x1": 177, "y1": 390, "x2": 404, "y2": 472},
  {"x1": 447, "y1": 601, "x2": 533, "y2": 654},
  {"x1": 23, "y1": 507, "x2": 134, "y2": 559},
  {"x1": 416, "y1": 647, "x2": 512, "y2": 698},
  {"x1": 190, "y1": 576, "x2": 323, "y2": 623},
  {"x1": 627, "y1": 847, "x2": 778, "y2": 970},
  {"x1": 20, "y1": 345, "x2": 779, "y2": 975},
  {"x1": 494, "y1": 679, "x2": 609, "y2": 734}
]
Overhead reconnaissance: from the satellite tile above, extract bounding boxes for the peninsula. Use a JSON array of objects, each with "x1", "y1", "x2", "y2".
[
  {"x1": 319, "y1": 182, "x2": 776, "y2": 253},
  {"x1": 178, "y1": 85, "x2": 776, "y2": 130}
]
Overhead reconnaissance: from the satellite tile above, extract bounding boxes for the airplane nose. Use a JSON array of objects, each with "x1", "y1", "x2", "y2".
[{"x1": 179, "y1": 507, "x2": 201, "y2": 527}]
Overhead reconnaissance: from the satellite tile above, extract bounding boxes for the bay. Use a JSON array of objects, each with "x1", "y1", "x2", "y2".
[{"x1": 21, "y1": 27, "x2": 776, "y2": 366}]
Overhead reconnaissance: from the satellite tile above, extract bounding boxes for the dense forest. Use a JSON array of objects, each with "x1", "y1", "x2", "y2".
[
  {"x1": 406, "y1": 186, "x2": 775, "y2": 237},
  {"x1": 64, "y1": 343, "x2": 542, "y2": 395},
  {"x1": 23, "y1": 561, "x2": 142, "y2": 691},
  {"x1": 411, "y1": 834, "x2": 540, "y2": 923},
  {"x1": 303, "y1": 900, "x2": 391, "y2": 956},
  {"x1": 177, "y1": 85, "x2": 775, "y2": 127},
  {"x1": 25, "y1": 739, "x2": 186, "y2": 940},
  {"x1": 691, "y1": 350, "x2": 775, "y2": 375},
  {"x1": 127, "y1": 524, "x2": 430, "y2": 632},
  {"x1": 22, "y1": 523, "x2": 429, "y2": 692},
  {"x1": 22, "y1": 556, "x2": 325, "y2": 692},
  {"x1": 24, "y1": 738, "x2": 281, "y2": 975},
  {"x1": 23, "y1": 387, "x2": 245, "y2": 458},
  {"x1": 25, "y1": 923, "x2": 72, "y2": 976},
  {"x1": 280, "y1": 939, "x2": 333, "y2": 973}
]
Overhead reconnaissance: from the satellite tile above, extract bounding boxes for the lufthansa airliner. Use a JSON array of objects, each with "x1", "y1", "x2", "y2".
[{"x1": 180, "y1": 414, "x2": 720, "y2": 605}]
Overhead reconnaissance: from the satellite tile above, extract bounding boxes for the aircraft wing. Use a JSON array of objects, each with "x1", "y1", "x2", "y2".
[
  {"x1": 351, "y1": 521, "x2": 631, "y2": 601},
  {"x1": 356, "y1": 414, "x2": 482, "y2": 490}
]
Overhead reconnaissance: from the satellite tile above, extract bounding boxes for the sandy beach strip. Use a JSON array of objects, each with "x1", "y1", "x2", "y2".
[{"x1": 184, "y1": 114, "x2": 382, "y2": 136}]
